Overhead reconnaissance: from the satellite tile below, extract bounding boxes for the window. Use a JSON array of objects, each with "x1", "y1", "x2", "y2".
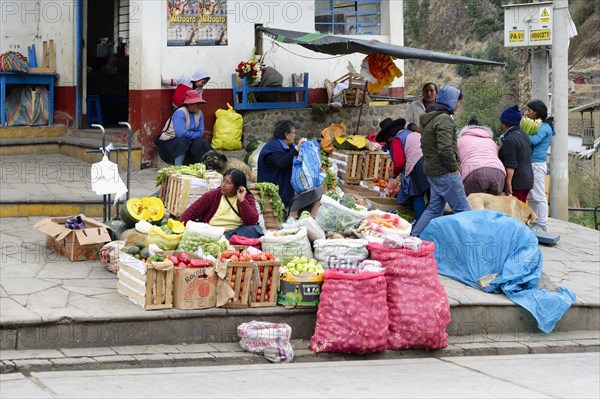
[{"x1": 315, "y1": 0, "x2": 381, "y2": 35}]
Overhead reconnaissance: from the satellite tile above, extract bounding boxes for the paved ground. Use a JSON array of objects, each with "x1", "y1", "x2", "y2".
[
  {"x1": 1, "y1": 216, "x2": 597, "y2": 326},
  {"x1": 1, "y1": 353, "x2": 599, "y2": 398}
]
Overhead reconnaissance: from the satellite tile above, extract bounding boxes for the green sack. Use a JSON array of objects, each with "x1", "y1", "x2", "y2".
[{"x1": 212, "y1": 103, "x2": 243, "y2": 150}]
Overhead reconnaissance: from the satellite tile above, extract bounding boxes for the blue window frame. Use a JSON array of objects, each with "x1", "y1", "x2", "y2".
[{"x1": 315, "y1": 0, "x2": 381, "y2": 35}]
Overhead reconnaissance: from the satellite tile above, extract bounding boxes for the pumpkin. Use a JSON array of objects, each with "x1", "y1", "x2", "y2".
[
  {"x1": 333, "y1": 135, "x2": 367, "y2": 151},
  {"x1": 120, "y1": 197, "x2": 165, "y2": 227}
]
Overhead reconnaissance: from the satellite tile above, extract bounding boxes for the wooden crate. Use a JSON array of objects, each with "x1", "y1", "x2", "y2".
[
  {"x1": 331, "y1": 150, "x2": 364, "y2": 184},
  {"x1": 341, "y1": 183, "x2": 381, "y2": 198},
  {"x1": 222, "y1": 262, "x2": 254, "y2": 308},
  {"x1": 29, "y1": 40, "x2": 56, "y2": 73},
  {"x1": 117, "y1": 263, "x2": 173, "y2": 310},
  {"x1": 250, "y1": 262, "x2": 281, "y2": 307},
  {"x1": 329, "y1": 73, "x2": 368, "y2": 107},
  {"x1": 160, "y1": 172, "x2": 222, "y2": 217},
  {"x1": 363, "y1": 151, "x2": 393, "y2": 181}
]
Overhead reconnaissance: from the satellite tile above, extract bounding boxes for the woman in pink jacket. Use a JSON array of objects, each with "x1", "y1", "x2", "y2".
[{"x1": 457, "y1": 119, "x2": 506, "y2": 196}]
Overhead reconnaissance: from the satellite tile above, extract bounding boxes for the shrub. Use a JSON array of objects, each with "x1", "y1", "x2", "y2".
[{"x1": 456, "y1": 79, "x2": 507, "y2": 137}]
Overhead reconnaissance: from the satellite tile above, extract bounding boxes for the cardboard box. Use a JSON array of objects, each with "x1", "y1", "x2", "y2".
[
  {"x1": 277, "y1": 271, "x2": 324, "y2": 308},
  {"x1": 164, "y1": 250, "x2": 217, "y2": 310},
  {"x1": 173, "y1": 266, "x2": 217, "y2": 310},
  {"x1": 34, "y1": 215, "x2": 111, "y2": 261}
]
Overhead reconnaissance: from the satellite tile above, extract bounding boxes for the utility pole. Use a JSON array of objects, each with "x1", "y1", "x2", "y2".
[
  {"x1": 531, "y1": 0, "x2": 549, "y2": 104},
  {"x1": 550, "y1": 0, "x2": 569, "y2": 220}
]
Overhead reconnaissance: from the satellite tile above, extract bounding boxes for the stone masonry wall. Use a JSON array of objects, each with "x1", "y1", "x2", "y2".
[{"x1": 240, "y1": 104, "x2": 409, "y2": 145}]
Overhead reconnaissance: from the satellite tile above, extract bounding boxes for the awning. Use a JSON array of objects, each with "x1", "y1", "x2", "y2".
[{"x1": 258, "y1": 27, "x2": 505, "y2": 67}]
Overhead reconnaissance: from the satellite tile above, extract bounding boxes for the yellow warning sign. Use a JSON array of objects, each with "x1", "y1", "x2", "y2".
[
  {"x1": 509, "y1": 30, "x2": 525, "y2": 43},
  {"x1": 530, "y1": 29, "x2": 550, "y2": 41},
  {"x1": 540, "y1": 8, "x2": 550, "y2": 23}
]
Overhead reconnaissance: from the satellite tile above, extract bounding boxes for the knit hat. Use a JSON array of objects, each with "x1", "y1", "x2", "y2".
[
  {"x1": 435, "y1": 86, "x2": 461, "y2": 113},
  {"x1": 376, "y1": 118, "x2": 406, "y2": 142},
  {"x1": 182, "y1": 90, "x2": 206, "y2": 105},
  {"x1": 500, "y1": 105, "x2": 522, "y2": 126}
]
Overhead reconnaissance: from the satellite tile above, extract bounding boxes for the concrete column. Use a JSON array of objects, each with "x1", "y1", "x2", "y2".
[
  {"x1": 530, "y1": 50, "x2": 549, "y2": 102},
  {"x1": 549, "y1": 0, "x2": 569, "y2": 220}
]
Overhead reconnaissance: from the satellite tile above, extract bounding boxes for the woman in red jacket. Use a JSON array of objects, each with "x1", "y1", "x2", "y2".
[{"x1": 179, "y1": 169, "x2": 263, "y2": 238}]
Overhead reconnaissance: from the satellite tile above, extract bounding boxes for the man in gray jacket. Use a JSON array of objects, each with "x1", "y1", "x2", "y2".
[{"x1": 411, "y1": 85, "x2": 471, "y2": 236}]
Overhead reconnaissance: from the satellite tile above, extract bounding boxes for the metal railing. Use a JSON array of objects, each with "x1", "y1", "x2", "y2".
[{"x1": 568, "y1": 206, "x2": 600, "y2": 230}]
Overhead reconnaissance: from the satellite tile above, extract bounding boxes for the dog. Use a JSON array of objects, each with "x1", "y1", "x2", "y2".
[
  {"x1": 201, "y1": 150, "x2": 256, "y2": 182},
  {"x1": 467, "y1": 193, "x2": 537, "y2": 225}
]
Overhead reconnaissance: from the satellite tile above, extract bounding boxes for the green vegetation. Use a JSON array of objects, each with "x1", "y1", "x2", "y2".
[
  {"x1": 404, "y1": 0, "x2": 429, "y2": 46},
  {"x1": 467, "y1": 0, "x2": 504, "y2": 40},
  {"x1": 311, "y1": 103, "x2": 330, "y2": 123},
  {"x1": 456, "y1": 79, "x2": 507, "y2": 137},
  {"x1": 568, "y1": 172, "x2": 600, "y2": 229}
]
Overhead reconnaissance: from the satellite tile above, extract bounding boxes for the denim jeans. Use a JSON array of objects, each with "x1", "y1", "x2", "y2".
[{"x1": 411, "y1": 172, "x2": 471, "y2": 236}]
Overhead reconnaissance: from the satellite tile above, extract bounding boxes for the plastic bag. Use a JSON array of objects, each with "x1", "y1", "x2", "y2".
[
  {"x1": 146, "y1": 226, "x2": 183, "y2": 251},
  {"x1": 237, "y1": 321, "x2": 294, "y2": 363},
  {"x1": 320, "y1": 123, "x2": 347, "y2": 155},
  {"x1": 248, "y1": 143, "x2": 265, "y2": 174},
  {"x1": 316, "y1": 195, "x2": 367, "y2": 232},
  {"x1": 261, "y1": 227, "x2": 312, "y2": 263},
  {"x1": 282, "y1": 214, "x2": 325, "y2": 242},
  {"x1": 291, "y1": 139, "x2": 325, "y2": 194},
  {"x1": 313, "y1": 238, "x2": 369, "y2": 269},
  {"x1": 310, "y1": 269, "x2": 388, "y2": 354},
  {"x1": 212, "y1": 103, "x2": 243, "y2": 150},
  {"x1": 368, "y1": 241, "x2": 451, "y2": 350}
]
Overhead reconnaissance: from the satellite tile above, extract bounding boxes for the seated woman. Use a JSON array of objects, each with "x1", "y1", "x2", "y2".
[
  {"x1": 155, "y1": 90, "x2": 213, "y2": 166},
  {"x1": 179, "y1": 169, "x2": 263, "y2": 239},
  {"x1": 257, "y1": 120, "x2": 324, "y2": 219}
]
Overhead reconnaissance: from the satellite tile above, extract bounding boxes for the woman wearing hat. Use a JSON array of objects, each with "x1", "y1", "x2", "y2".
[
  {"x1": 377, "y1": 118, "x2": 429, "y2": 220},
  {"x1": 161, "y1": 68, "x2": 211, "y2": 108},
  {"x1": 155, "y1": 90, "x2": 213, "y2": 166},
  {"x1": 526, "y1": 100, "x2": 555, "y2": 231},
  {"x1": 498, "y1": 104, "x2": 533, "y2": 203}
]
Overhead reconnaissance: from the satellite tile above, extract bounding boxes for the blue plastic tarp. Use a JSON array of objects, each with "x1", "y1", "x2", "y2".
[{"x1": 421, "y1": 210, "x2": 576, "y2": 333}]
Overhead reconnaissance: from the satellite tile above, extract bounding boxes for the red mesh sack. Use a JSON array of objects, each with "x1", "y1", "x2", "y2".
[
  {"x1": 310, "y1": 269, "x2": 388, "y2": 354},
  {"x1": 368, "y1": 241, "x2": 451, "y2": 350}
]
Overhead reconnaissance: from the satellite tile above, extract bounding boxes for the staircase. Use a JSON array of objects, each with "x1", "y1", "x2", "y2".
[{"x1": 0, "y1": 125, "x2": 154, "y2": 218}]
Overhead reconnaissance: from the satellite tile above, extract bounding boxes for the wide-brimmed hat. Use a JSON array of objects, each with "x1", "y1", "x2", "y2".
[
  {"x1": 376, "y1": 117, "x2": 406, "y2": 142},
  {"x1": 183, "y1": 90, "x2": 207, "y2": 105}
]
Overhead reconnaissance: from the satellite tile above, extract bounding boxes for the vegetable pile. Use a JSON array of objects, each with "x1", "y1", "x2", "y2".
[
  {"x1": 156, "y1": 163, "x2": 207, "y2": 186},
  {"x1": 168, "y1": 252, "x2": 213, "y2": 268},
  {"x1": 178, "y1": 233, "x2": 228, "y2": 257},
  {"x1": 250, "y1": 182, "x2": 286, "y2": 222},
  {"x1": 219, "y1": 248, "x2": 276, "y2": 262}
]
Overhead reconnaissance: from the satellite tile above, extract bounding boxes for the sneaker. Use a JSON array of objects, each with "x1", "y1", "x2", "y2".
[{"x1": 529, "y1": 223, "x2": 546, "y2": 233}]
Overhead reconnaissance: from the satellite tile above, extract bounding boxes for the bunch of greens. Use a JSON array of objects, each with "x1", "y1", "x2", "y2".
[
  {"x1": 251, "y1": 182, "x2": 286, "y2": 222},
  {"x1": 156, "y1": 163, "x2": 207, "y2": 186}
]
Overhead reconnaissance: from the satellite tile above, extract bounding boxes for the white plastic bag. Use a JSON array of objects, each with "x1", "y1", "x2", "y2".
[
  {"x1": 316, "y1": 195, "x2": 368, "y2": 232},
  {"x1": 237, "y1": 321, "x2": 294, "y2": 363},
  {"x1": 313, "y1": 238, "x2": 369, "y2": 269},
  {"x1": 261, "y1": 227, "x2": 312, "y2": 263},
  {"x1": 282, "y1": 214, "x2": 325, "y2": 242},
  {"x1": 183, "y1": 221, "x2": 224, "y2": 240}
]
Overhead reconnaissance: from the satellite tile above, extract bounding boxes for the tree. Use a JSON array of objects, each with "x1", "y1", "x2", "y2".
[
  {"x1": 404, "y1": 0, "x2": 421, "y2": 45},
  {"x1": 457, "y1": 79, "x2": 507, "y2": 138}
]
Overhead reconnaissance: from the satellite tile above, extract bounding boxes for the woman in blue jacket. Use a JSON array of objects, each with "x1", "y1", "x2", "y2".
[
  {"x1": 257, "y1": 120, "x2": 324, "y2": 218},
  {"x1": 526, "y1": 99, "x2": 555, "y2": 231}
]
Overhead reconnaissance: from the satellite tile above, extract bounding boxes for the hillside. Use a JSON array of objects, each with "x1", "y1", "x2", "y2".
[{"x1": 402, "y1": 0, "x2": 599, "y2": 129}]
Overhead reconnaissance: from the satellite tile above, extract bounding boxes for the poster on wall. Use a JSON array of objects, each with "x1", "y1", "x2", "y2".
[{"x1": 167, "y1": 0, "x2": 228, "y2": 46}]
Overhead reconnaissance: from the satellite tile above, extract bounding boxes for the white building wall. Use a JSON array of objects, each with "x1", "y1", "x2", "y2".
[
  {"x1": 134, "y1": 0, "x2": 404, "y2": 91},
  {"x1": 0, "y1": 1, "x2": 77, "y2": 85},
  {"x1": 0, "y1": 0, "x2": 405, "y2": 92}
]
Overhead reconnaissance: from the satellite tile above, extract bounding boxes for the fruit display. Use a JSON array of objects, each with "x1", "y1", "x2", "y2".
[
  {"x1": 167, "y1": 252, "x2": 213, "y2": 268},
  {"x1": 252, "y1": 264, "x2": 277, "y2": 304},
  {"x1": 178, "y1": 233, "x2": 228, "y2": 257},
  {"x1": 122, "y1": 241, "x2": 150, "y2": 261},
  {"x1": 120, "y1": 197, "x2": 165, "y2": 227},
  {"x1": 219, "y1": 248, "x2": 276, "y2": 262},
  {"x1": 284, "y1": 256, "x2": 324, "y2": 276}
]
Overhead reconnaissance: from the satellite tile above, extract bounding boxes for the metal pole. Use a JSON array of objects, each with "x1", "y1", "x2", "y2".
[
  {"x1": 91, "y1": 124, "x2": 108, "y2": 222},
  {"x1": 550, "y1": 0, "x2": 569, "y2": 220},
  {"x1": 119, "y1": 122, "x2": 133, "y2": 200}
]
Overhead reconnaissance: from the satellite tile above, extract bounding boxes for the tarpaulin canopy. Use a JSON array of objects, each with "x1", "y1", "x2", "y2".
[{"x1": 258, "y1": 27, "x2": 505, "y2": 67}]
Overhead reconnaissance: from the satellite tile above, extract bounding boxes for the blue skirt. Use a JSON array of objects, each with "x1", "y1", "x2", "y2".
[{"x1": 397, "y1": 157, "x2": 429, "y2": 205}]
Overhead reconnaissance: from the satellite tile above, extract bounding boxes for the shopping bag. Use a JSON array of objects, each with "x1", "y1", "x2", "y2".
[
  {"x1": 291, "y1": 139, "x2": 325, "y2": 194},
  {"x1": 90, "y1": 153, "x2": 128, "y2": 205},
  {"x1": 212, "y1": 103, "x2": 243, "y2": 150}
]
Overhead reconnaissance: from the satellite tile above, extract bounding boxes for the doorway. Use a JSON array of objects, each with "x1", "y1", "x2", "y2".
[{"x1": 86, "y1": 0, "x2": 129, "y2": 127}]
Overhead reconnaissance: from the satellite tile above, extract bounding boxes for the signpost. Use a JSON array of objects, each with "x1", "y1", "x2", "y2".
[{"x1": 504, "y1": 1, "x2": 553, "y2": 47}]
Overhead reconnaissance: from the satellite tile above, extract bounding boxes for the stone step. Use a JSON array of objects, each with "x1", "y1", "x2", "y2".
[
  {"x1": 0, "y1": 136, "x2": 143, "y2": 170},
  {"x1": 1, "y1": 331, "x2": 598, "y2": 374},
  {"x1": 0, "y1": 125, "x2": 67, "y2": 139},
  {"x1": 0, "y1": 154, "x2": 158, "y2": 218},
  {"x1": 66, "y1": 127, "x2": 141, "y2": 146}
]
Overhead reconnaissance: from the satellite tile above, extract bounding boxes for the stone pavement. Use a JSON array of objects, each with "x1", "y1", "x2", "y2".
[{"x1": 0, "y1": 331, "x2": 598, "y2": 374}]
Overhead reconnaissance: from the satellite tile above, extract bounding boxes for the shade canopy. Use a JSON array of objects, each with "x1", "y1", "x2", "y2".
[{"x1": 258, "y1": 27, "x2": 505, "y2": 67}]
